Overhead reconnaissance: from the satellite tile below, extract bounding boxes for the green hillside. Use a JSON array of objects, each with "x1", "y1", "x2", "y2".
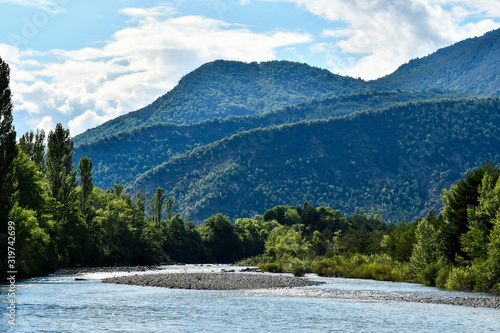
[
  {"x1": 74, "y1": 89, "x2": 463, "y2": 189},
  {"x1": 73, "y1": 60, "x2": 368, "y2": 146},
  {"x1": 373, "y1": 28, "x2": 500, "y2": 95},
  {"x1": 130, "y1": 97, "x2": 500, "y2": 223}
]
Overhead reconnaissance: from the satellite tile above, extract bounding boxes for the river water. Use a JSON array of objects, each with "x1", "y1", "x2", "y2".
[{"x1": 1, "y1": 265, "x2": 499, "y2": 332}]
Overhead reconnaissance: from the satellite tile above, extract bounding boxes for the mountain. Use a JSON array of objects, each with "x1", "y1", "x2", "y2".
[
  {"x1": 373, "y1": 28, "x2": 500, "y2": 95},
  {"x1": 74, "y1": 89, "x2": 464, "y2": 189},
  {"x1": 130, "y1": 97, "x2": 500, "y2": 223},
  {"x1": 71, "y1": 29, "x2": 500, "y2": 224},
  {"x1": 73, "y1": 60, "x2": 368, "y2": 146}
]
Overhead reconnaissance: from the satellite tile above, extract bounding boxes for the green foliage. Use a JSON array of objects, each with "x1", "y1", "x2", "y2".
[
  {"x1": 77, "y1": 156, "x2": 94, "y2": 215},
  {"x1": 149, "y1": 187, "x2": 165, "y2": 226},
  {"x1": 409, "y1": 219, "x2": 438, "y2": 275},
  {"x1": 440, "y1": 161, "x2": 499, "y2": 263},
  {"x1": 264, "y1": 225, "x2": 311, "y2": 262},
  {"x1": 290, "y1": 258, "x2": 306, "y2": 277},
  {"x1": 131, "y1": 97, "x2": 500, "y2": 223},
  {"x1": 9, "y1": 204, "x2": 52, "y2": 278},
  {"x1": 260, "y1": 262, "x2": 283, "y2": 273},
  {"x1": 381, "y1": 219, "x2": 417, "y2": 262},
  {"x1": 74, "y1": 89, "x2": 463, "y2": 190},
  {"x1": 0, "y1": 56, "x2": 18, "y2": 255},
  {"x1": 198, "y1": 213, "x2": 242, "y2": 263},
  {"x1": 18, "y1": 129, "x2": 45, "y2": 173},
  {"x1": 373, "y1": 29, "x2": 500, "y2": 96}
]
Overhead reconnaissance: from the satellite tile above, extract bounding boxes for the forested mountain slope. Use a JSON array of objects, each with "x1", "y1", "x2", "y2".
[
  {"x1": 73, "y1": 60, "x2": 368, "y2": 146},
  {"x1": 74, "y1": 89, "x2": 463, "y2": 189},
  {"x1": 373, "y1": 28, "x2": 500, "y2": 95},
  {"x1": 130, "y1": 97, "x2": 500, "y2": 223}
]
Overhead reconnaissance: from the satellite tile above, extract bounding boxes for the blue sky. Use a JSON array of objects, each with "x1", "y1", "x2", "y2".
[{"x1": 0, "y1": 0, "x2": 499, "y2": 137}]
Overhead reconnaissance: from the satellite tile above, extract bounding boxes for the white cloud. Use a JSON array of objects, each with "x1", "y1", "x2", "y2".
[
  {"x1": 267, "y1": 0, "x2": 499, "y2": 79},
  {"x1": 118, "y1": 5, "x2": 176, "y2": 19},
  {"x1": 36, "y1": 115, "x2": 55, "y2": 134},
  {"x1": 0, "y1": 0, "x2": 66, "y2": 14},
  {"x1": 8, "y1": 11, "x2": 312, "y2": 136},
  {"x1": 68, "y1": 110, "x2": 112, "y2": 136}
]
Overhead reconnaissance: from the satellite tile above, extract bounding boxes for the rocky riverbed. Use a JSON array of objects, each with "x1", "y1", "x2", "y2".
[
  {"x1": 102, "y1": 272, "x2": 324, "y2": 290},
  {"x1": 101, "y1": 271, "x2": 500, "y2": 309},
  {"x1": 249, "y1": 287, "x2": 500, "y2": 309}
]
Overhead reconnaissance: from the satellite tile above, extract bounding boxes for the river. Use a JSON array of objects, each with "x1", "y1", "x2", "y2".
[{"x1": 1, "y1": 265, "x2": 499, "y2": 332}]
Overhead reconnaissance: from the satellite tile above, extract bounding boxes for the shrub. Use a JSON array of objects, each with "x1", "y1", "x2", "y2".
[
  {"x1": 311, "y1": 258, "x2": 339, "y2": 277},
  {"x1": 290, "y1": 259, "x2": 306, "y2": 277},
  {"x1": 419, "y1": 262, "x2": 440, "y2": 286},
  {"x1": 445, "y1": 267, "x2": 476, "y2": 291},
  {"x1": 260, "y1": 262, "x2": 283, "y2": 273},
  {"x1": 435, "y1": 265, "x2": 452, "y2": 289}
]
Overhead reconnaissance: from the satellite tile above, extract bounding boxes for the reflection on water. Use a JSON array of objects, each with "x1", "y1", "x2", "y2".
[{"x1": 1, "y1": 265, "x2": 499, "y2": 332}]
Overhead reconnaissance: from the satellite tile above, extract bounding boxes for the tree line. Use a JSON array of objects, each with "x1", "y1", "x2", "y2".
[{"x1": 243, "y1": 162, "x2": 500, "y2": 294}]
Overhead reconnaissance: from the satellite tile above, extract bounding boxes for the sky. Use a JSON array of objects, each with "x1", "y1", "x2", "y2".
[{"x1": 0, "y1": 0, "x2": 499, "y2": 137}]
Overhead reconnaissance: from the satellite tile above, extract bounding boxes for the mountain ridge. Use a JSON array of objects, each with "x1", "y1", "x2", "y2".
[{"x1": 73, "y1": 60, "x2": 368, "y2": 146}]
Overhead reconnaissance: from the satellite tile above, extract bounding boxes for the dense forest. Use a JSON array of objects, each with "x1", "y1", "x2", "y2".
[
  {"x1": 74, "y1": 89, "x2": 464, "y2": 189},
  {"x1": 131, "y1": 97, "x2": 500, "y2": 223},
  {"x1": 372, "y1": 28, "x2": 500, "y2": 96}
]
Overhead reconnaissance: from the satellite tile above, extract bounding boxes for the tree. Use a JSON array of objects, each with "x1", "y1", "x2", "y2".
[
  {"x1": 46, "y1": 123, "x2": 77, "y2": 202},
  {"x1": 18, "y1": 129, "x2": 45, "y2": 173},
  {"x1": 199, "y1": 214, "x2": 241, "y2": 263},
  {"x1": 166, "y1": 196, "x2": 174, "y2": 221},
  {"x1": 46, "y1": 123, "x2": 82, "y2": 266},
  {"x1": 150, "y1": 187, "x2": 165, "y2": 225},
  {"x1": 0, "y1": 56, "x2": 17, "y2": 229},
  {"x1": 77, "y1": 156, "x2": 94, "y2": 214},
  {"x1": 410, "y1": 219, "x2": 437, "y2": 273},
  {"x1": 440, "y1": 162, "x2": 500, "y2": 263}
]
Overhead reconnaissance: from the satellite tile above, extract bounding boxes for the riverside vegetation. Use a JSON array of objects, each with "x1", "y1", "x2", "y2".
[{"x1": 1, "y1": 29, "x2": 500, "y2": 295}]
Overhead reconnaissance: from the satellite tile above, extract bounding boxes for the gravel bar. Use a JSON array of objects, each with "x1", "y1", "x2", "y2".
[
  {"x1": 249, "y1": 288, "x2": 500, "y2": 310},
  {"x1": 102, "y1": 272, "x2": 324, "y2": 290}
]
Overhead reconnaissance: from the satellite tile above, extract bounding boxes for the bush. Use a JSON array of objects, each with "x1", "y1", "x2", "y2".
[
  {"x1": 260, "y1": 262, "x2": 283, "y2": 273},
  {"x1": 435, "y1": 265, "x2": 452, "y2": 289},
  {"x1": 290, "y1": 259, "x2": 306, "y2": 277},
  {"x1": 445, "y1": 267, "x2": 476, "y2": 291},
  {"x1": 311, "y1": 258, "x2": 340, "y2": 277},
  {"x1": 419, "y1": 262, "x2": 441, "y2": 286}
]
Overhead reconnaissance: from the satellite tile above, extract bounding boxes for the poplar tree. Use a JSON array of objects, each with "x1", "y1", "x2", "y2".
[
  {"x1": 18, "y1": 129, "x2": 45, "y2": 173},
  {"x1": 150, "y1": 187, "x2": 165, "y2": 226},
  {"x1": 46, "y1": 123, "x2": 81, "y2": 266},
  {"x1": 77, "y1": 156, "x2": 93, "y2": 214},
  {"x1": 0, "y1": 56, "x2": 17, "y2": 224},
  {"x1": 166, "y1": 196, "x2": 174, "y2": 221},
  {"x1": 46, "y1": 123, "x2": 77, "y2": 203}
]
